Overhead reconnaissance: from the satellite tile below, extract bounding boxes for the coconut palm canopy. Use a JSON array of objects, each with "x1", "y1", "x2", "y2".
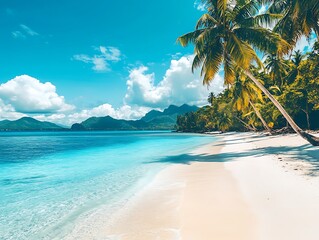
[
  {"x1": 178, "y1": 0, "x2": 319, "y2": 146},
  {"x1": 178, "y1": 0, "x2": 289, "y2": 86},
  {"x1": 269, "y1": 0, "x2": 319, "y2": 44}
]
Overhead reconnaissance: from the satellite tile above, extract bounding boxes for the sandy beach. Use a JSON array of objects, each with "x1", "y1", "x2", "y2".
[{"x1": 67, "y1": 132, "x2": 319, "y2": 240}]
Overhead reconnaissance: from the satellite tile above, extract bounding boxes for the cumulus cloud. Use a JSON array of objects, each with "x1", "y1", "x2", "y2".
[
  {"x1": 67, "y1": 104, "x2": 149, "y2": 124},
  {"x1": 33, "y1": 104, "x2": 149, "y2": 126},
  {"x1": 124, "y1": 55, "x2": 224, "y2": 108},
  {"x1": 0, "y1": 74, "x2": 150, "y2": 125},
  {"x1": 34, "y1": 113, "x2": 66, "y2": 123},
  {"x1": 73, "y1": 46, "x2": 121, "y2": 72},
  {"x1": 0, "y1": 99, "x2": 25, "y2": 120},
  {"x1": 0, "y1": 54, "x2": 224, "y2": 125},
  {"x1": 0, "y1": 75, "x2": 74, "y2": 113}
]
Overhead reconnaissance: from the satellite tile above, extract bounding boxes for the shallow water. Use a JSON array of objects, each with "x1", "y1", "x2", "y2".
[{"x1": 0, "y1": 131, "x2": 215, "y2": 239}]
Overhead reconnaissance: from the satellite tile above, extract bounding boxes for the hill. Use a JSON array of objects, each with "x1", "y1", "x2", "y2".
[
  {"x1": 71, "y1": 104, "x2": 198, "y2": 131},
  {"x1": 0, "y1": 117, "x2": 64, "y2": 131}
]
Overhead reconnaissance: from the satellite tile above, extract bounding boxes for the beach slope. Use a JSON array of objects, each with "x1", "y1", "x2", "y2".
[{"x1": 69, "y1": 133, "x2": 319, "y2": 240}]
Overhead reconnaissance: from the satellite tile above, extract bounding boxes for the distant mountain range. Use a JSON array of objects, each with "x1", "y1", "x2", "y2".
[
  {"x1": 0, "y1": 104, "x2": 198, "y2": 131},
  {"x1": 0, "y1": 117, "x2": 64, "y2": 131},
  {"x1": 71, "y1": 104, "x2": 198, "y2": 130}
]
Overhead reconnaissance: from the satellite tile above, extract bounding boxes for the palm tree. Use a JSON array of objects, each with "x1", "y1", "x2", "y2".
[
  {"x1": 264, "y1": 53, "x2": 289, "y2": 87},
  {"x1": 231, "y1": 75, "x2": 272, "y2": 133},
  {"x1": 177, "y1": 0, "x2": 319, "y2": 145},
  {"x1": 207, "y1": 92, "x2": 216, "y2": 105},
  {"x1": 269, "y1": 0, "x2": 319, "y2": 43},
  {"x1": 286, "y1": 50, "x2": 304, "y2": 84},
  {"x1": 216, "y1": 103, "x2": 233, "y2": 132}
]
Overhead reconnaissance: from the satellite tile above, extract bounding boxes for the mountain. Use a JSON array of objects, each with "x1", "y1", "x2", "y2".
[
  {"x1": 141, "y1": 104, "x2": 198, "y2": 123},
  {"x1": 72, "y1": 104, "x2": 199, "y2": 131},
  {"x1": 0, "y1": 117, "x2": 64, "y2": 131},
  {"x1": 140, "y1": 109, "x2": 162, "y2": 122},
  {"x1": 80, "y1": 116, "x2": 144, "y2": 130}
]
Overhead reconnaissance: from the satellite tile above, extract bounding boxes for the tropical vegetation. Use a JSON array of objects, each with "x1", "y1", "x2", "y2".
[{"x1": 177, "y1": 0, "x2": 319, "y2": 145}]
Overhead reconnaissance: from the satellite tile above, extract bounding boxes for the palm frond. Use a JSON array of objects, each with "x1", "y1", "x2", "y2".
[
  {"x1": 233, "y1": 0, "x2": 260, "y2": 23},
  {"x1": 226, "y1": 32, "x2": 258, "y2": 70},
  {"x1": 177, "y1": 29, "x2": 204, "y2": 47},
  {"x1": 195, "y1": 27, "x2": 220, "y2": 47},
  {"x1": 240, "y1": 13, "x2": 282, "y2": 28},
  {"x1": 268, "y1": 0, "x2": 287, "y2": 14},
  {"x1": 217, "y1": 0, "x2": 227, "y2": 16},
  {"x1": 235, "y1": 27, "x2": 291, "y2": 55},
  {"x1": 224, "y1": 53, "x2": 236, "y2": 85},
  {"x1": 192, "y1": 54, "x2": 205, "y2": 73},
  {"x1": 201, "y1": 39, "x2": 224, "y2": 85},
  {"x1": 196, "y1": 13, "x2": 218, "y2": 29}
]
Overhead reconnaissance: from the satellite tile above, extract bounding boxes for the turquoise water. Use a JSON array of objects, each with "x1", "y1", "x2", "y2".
[{"x1": 0, "y1": 131, "x2": 215, "y2": 239}]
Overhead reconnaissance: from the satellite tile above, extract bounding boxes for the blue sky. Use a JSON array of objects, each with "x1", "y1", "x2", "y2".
[
  {"x1": 0, "y1": 1, "x2": 203, "y2": 104},
  {"x1": 0, "y1": 0, "x2": 314, "y2": 125},
  {"x1": 0, "y1": 0, "x2": 221, "y2": 125}
]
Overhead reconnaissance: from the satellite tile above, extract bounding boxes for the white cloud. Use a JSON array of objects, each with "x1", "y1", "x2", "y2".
[
  {"x1": 73, "y1": 46, "x2": 121, "y2": 72},
  {"x1": 70, "y1": 104, "x2": 148, "y2": 121},
  {"x1": 39, "y1": 104, "x2": 147, "y2": 125},
  {"x1": 0, "y1": 54, "x2": 224, "y2": 126},
  {"x1": 34, "y1": 113, "x2": 66, "y2": 122},
  {"x1": 294, "y1": 32, "x2": 316, "y2": 53},
  {"x1": 12, "y1": 31, "x2": 26, "y2": 39},
  {"x1": 20, "y1": 24, "x2": 39, "y2": 36},
  {"x1": 0, "y1": 75, "x2": 74, "y2": 114},
  {"x1": 124, "y1": 55, "x2": 224, "y2": 108},
  {"x1": 171, "y1": 52, "x2": 182, "y2": 59},
  {"x1": 99, "y1": 46, "x2": 121, "y2": 61},
  {"x1": 31, "y1": 103, "x2": 150, "y2": 126},
  {"x1": 0, "y1": 75, "x2": 149, "y2": 125},
  {"x1": 12, "y1": 24, "x2": 39, "y2": 39},
  {"x1": 0, "y1": 99, "x2": 25, "y2": 121}
]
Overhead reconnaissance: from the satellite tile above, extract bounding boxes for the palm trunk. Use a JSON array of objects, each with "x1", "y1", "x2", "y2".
[
  {"x1": 245, "y1": 70, "x2": 319, "y2": 146},
  {"x1": 250, "y1": 122, "x2": 257, "y2": 131},
  {"x1": 249, "y1": 100, "x2": 272, "y2": 134},
  {"x1": 301, "y1": 109, "x2": 310, "y2": 130},
  {"x1": 235, "y1": 116, "x2": 256, "y2": 131}
]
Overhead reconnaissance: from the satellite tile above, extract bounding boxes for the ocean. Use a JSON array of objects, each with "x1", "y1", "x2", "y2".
[{"x1": 0, "y1": 131, "x2": 215, "y2": 239}]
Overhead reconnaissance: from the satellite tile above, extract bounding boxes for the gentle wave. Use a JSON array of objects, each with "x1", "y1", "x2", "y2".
[{"x1": 0, "y1": 131, "x2": 215, "y2": 239}]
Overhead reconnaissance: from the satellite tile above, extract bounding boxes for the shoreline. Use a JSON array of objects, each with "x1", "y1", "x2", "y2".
[
  {"x1": 66, "y1": 132, "x2": 319, "y2": 240},
  {"x1": 96, "y1": 138, "x2": 257, "y2": 240}
]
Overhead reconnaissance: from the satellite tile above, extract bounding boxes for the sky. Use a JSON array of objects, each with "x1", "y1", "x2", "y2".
[{"x1": 0, "y1": 0, "x2": 315, "y2": 126}]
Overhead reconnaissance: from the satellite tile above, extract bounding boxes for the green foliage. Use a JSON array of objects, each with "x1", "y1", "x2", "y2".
[
  {"x1": 176, "y1": 0, "x2": 319, "y2": 135},
  {"x1": 71, "y1": 104, "x2": 198, "y2": 131},
  {"x1": 0, "y1": 117, "x2": 64, "y2": 131},
  {"x1": 176, "y1": 44, "x2": 319, "y2": 132},
  {"x1": 177, "y1": 0, "x2": 289, "y2": 86},
  {"x1": 270, "y1": 0, "x2": 319, "y2": 44}
]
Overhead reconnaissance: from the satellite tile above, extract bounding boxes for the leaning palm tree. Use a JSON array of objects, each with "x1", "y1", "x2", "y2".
[
  {"x1": 177, "y1": 0, "x2": 319, "y2": 145},
  {"x1": 231, "y1": 75, "x2": 272, "y2": 133}
]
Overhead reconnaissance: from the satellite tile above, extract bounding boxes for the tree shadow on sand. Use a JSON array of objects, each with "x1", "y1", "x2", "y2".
[{"x1": 146, "y1": 136, "x2": 319, "y2": 177}]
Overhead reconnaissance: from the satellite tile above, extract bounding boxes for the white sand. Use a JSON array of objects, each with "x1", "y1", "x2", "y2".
[
  {"x1": 67, "y1": 132, "x2": 319, "y2": 240},
  {"x1": 100, "y1": 138, "x2": 257, "y2": 240},
  {"x1": 224, "y1": 133, "x2": 319, "y2": 240}
]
